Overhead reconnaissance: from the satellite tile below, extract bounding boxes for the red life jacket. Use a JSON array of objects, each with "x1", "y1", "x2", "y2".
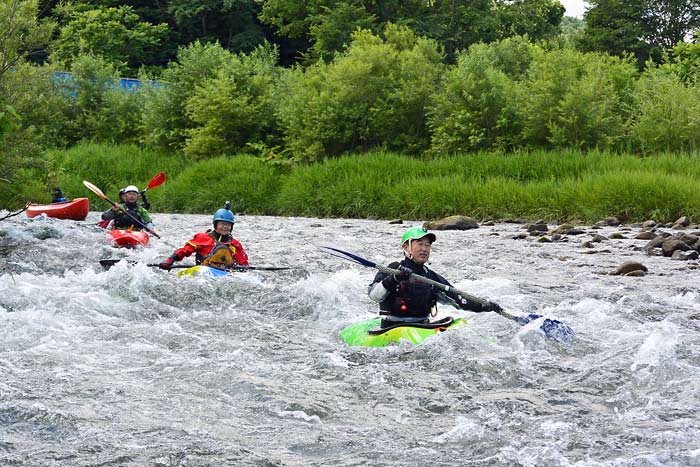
[{"x1": 173, "y1": 231, "x2": 249, "y2": 266}]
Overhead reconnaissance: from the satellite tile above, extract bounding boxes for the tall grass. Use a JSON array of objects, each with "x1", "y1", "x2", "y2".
[
  {"x1": 275, "y1": 150, "x2": 700, "y2": 222},
  {"x1": 46, "y1": 143, "x2": 188, "y2": 208},
  {"x1": 33, "y1": 144, "x2": 700, "y2": 223},
  {"x1": 157, "y1": 155, "x2": 282, "y2": 214}
]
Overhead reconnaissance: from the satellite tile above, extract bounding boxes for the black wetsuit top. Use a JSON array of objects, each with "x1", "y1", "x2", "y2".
[{"x1": 369, "y1": 258, "x2": 489, "y2": 325}]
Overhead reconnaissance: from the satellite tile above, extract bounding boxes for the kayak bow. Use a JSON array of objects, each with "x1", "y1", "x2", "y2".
[{"x1": 340, "y1": 317, "x2": 466, "y2": 347}]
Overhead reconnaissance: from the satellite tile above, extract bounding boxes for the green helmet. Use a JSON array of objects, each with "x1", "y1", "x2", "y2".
[{"x1": 401, "y1": 227, "x2": 436, "y2": 245}]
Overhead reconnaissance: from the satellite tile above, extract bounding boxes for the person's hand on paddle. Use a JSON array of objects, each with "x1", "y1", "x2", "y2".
[
  {"x1": 382, "y1": 265, "x2": 412, "y2": 288},
  {"x1": 159, "y1": 257, "x2": 174, "y2": 270},
  {"x1": 481, "y1": 300, "x2": 503, "y2": 313},
  {"x1": 141, "y1": 221, "x2": 158, "y2": 237}
]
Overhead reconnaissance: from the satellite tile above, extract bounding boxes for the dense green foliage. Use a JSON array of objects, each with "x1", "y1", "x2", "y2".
[
  {"x1": 4, "y1": 0, "x2": 700, "y2": 222},
  {"x1": 580, "y1": 0, "x2": 700, "y2": 66},
  {"x1": 259, "y1": 0, "x2": 564, "y2": 63},
  {"x1": 277, "y1": 25, "x2": 444, "y2": 161},
  {"x1": 50, "y1": 4, "x2": 169, "y2": 75},
  {"x1": 24, "y1": 143, "x2": 700, "y2": 224}
]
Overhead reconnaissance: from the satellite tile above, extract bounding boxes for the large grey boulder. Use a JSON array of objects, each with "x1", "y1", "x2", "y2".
[{"x1": 423, "y1": 215, "x2": 479, "y2": 230}]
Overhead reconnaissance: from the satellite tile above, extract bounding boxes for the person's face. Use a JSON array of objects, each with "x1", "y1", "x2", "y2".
[
  {"x1": 403, "y1": 237, "x2": 432, "y2": 265},
  {"x1": 214, "y1": 221, "x2": 233, "y2": 236},
  {"x1": 124, "y1": 191, "x2": 138, "y2": 203}
]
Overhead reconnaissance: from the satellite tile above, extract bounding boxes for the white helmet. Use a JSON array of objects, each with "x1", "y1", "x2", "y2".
[{"x1": 123, "y1": 185, "x2": 139, "y2": 194}]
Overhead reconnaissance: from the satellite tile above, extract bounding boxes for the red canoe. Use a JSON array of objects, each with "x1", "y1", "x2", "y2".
[
  {"x1": 26, "y1": 197, "x2": 90, "y2": 221},
  {"x1": 108, "y1": 229, "x2": 150, "y2": 248}
]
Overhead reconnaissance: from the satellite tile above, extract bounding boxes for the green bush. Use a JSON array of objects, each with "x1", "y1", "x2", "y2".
[
  {"x1": 516, "y1": 47, "x2": 637, "y2": 150},
  {"x1": 140, "y1": 41, "x2": 235, "y2": 152},
  {"x1": 428, "y1": 42, "x2": 522, "y2": 154},
  {"x1": 276, "y1": 24, "x2": 443, "y2": 162},
  {"x1": 0, "y1": 63, "x2": 72, "y2": 148},
  {"x1": 183, "y1": 43, "x2": 281, "y2": 159},
  {"x1": 626, "y1": 67, "x2": 700, "y2": 153}
]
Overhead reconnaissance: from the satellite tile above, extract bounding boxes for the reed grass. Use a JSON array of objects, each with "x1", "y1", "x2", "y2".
[
  {"x1": 38, "y1": 144, "x2": 700, "y2": 223},
  {"x1": 47, "y1": 143, "x2": 188, "y2": 209},
  {"x1": 274, "y1": 150, "x2": 700, "y2": 222}
]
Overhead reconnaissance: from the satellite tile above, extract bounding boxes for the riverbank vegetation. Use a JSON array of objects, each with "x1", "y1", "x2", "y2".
[
  {"x1": 44, "y1": 144, "x2": 700, "y2": 223},
  {"x1": 3, "y1": 0, "x2": 700, "y2": 222}
]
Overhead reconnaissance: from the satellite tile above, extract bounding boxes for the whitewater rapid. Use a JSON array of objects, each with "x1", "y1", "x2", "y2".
[{"x1": 1, "y1": 212, "x2": 699, "y2": 466}]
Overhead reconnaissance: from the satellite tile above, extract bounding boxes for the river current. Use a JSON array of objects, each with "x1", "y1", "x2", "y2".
[{"x1": 1, "y1": 212, "x2": 699, "y2": 466}]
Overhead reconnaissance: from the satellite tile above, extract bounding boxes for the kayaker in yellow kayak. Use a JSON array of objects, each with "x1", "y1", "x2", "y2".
[
  {"x1": 368, "y1": 227, "x2": 502, "y2": 329},
  {"x1": 100, "y1": 185, "x2": 156, "y2": 233},
  {"x1": 158, "y1": 203, "x2": 249, "y2": 270}
]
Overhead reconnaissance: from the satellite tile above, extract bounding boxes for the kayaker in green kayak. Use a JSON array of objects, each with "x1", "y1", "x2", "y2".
[
  {"x1": 368, "y1": 227, "x2": 502, "y2": 329},
  {"x1": 100, "y1": 185, "x2": 156, "y2": 233}
]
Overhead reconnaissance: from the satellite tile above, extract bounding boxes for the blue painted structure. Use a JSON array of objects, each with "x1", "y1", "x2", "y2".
[{"x1": 53, "y1": 71, "x2": 161, "y2": 91}]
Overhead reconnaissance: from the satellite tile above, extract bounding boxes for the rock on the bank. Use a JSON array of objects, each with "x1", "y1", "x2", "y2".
[{"x1": 424, "y1": 216, "x2": 479, "y2": 230}]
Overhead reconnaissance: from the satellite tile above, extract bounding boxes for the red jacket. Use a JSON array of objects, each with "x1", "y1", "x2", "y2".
[{"x1": 172, "y1": 231, "x2": 249, "y2": 266}]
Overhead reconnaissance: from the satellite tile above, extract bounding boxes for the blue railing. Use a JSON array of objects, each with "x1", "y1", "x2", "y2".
[{"x1": 53, "y1": 71, "x2": 162, "y2": 91}]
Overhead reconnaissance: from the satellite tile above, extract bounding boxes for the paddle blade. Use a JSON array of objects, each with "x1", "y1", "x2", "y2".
[
  {"x1": 316, "y1": 245, "x2": 378, "y2": 268},
  {"x1": 514, "y1": 313, "x2": 575, "y2": 344},
  {"x1": 99, "y1": 259, "x2": 122, "y2": 270},
  {"x1": 83, "y1": 180, "x2": 106, "y2": 199},
  {"x1": 146, "y1": 172, "x2": 166, "y2": 190}
]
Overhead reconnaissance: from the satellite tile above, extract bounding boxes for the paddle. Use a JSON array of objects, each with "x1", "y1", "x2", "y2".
[
  {"x1": 145, "y1": 172, "x2": 166, "y2": 191},
  {"x1": 317, "y1": 245, "x2": 575, "y2": 344},
  {"x1": 83, "y1": 180, "x2": 161, "y2": 238},
  {"x1": 99, "y1": 258, "x2": 295, "y2": 272},
  {"x1": 94, "y1": 173, "x2": 164, "y2": 229}
]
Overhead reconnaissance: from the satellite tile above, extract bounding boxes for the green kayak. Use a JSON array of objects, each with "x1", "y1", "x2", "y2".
[{"x1": 339, "y1": 317, "x2": 466, "y2": 347}]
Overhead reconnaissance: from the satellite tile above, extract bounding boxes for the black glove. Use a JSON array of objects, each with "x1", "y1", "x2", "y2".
[
  {"x1": 381, "y1": 266, "x2": 412, "y2": 288},
  {"x1": 482, "y1": 301, "x2": 503, "y2": 312}
]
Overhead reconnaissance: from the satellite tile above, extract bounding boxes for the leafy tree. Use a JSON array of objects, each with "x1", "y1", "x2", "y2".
[
  {"x1": 496, "y1": 0, "x2": 565, "y2": 41},
  {"x1": 579, "y1": 0, "x2": 649, "y2": 66},
  {"x1": 626, "y1": 66, "x2": 700, "y2": 153},
  {"x1": 167, "y1": 0, "x2": 267, "y2": 52},
  {"x1": 0, "y1": 0, "x2": 54, "y2": 77},
  {"x1": 184, "y1": 43, "x2": 281, "y2": 159},
  {"x1": 516, "y1": 46, "x2": 638, "y2": 150},
  {"x1": 259, "y1": 0, "x2": 516, "y2": 63},
  {"x1": 1, "y1": 62, "x2": 72, "y2": 147},
  {"x1": 661, "y1": 35, "x2": 700, "y2": 84},
  {"x1": 0, "y1": 0, "x2": 54, "y2": 207},
  {"x1": 140, "y1": 41, "x2": 234, "y2": 151},
  {"x1": 50, "y1": 3, "x2": 169, "y2": 74},
  {"x1": 308, "y1": 2, "x2": 376, "y2": 62},
  {"x1": 643, "y1": 0, "x2": 700, "y2": 50},
  {"x1": 581, "y1": 0, "x2": 700, "y2": 67},
  {"x1": 276, "y1": 24, "x2": 444, "y2": 161},
  {"x1": 428, "y1": 37, "x2": 534, "y2": 154}
]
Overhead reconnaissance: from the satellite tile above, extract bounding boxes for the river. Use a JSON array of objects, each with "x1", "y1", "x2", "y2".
[{"x1": 1, "y1": 212, "x2": 699, "y2": 466}]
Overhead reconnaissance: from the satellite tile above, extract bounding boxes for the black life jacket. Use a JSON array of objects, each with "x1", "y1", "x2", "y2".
[
  {"x1": 379, "y1": 259, "x2": 444, "y2": 319},
  {"x1": 113, "y1": 201, "x2": 145, "y2": 230}
]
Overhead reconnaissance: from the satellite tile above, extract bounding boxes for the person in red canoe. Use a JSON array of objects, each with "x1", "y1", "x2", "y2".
[
  {"x1": 51, "y1": 187, "x2": 66, "y2": 203},
  {"x1": 101, "y1": 185, "x2": 156, "y2": 233},
  {"x1": 158, "y1": 202, "x2": 249, "y2": 270}
]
